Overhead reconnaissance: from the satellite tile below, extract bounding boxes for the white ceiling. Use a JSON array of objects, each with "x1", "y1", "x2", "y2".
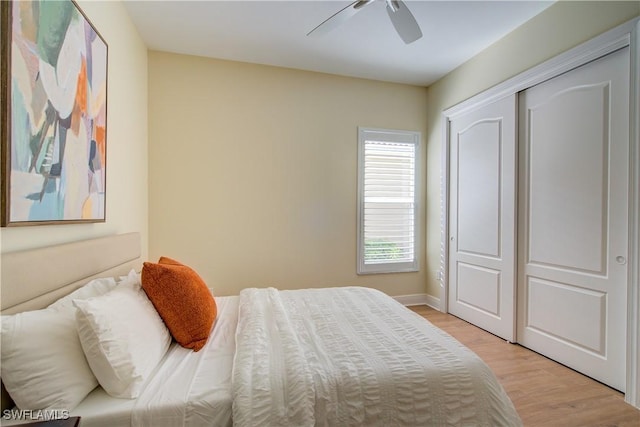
[{"x1": 124, "y1": 0, "x2": 553, "y2": 86}]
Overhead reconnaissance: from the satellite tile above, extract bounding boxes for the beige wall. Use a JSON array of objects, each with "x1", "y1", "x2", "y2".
[
  {"x1": 0, "y1": 2, "x2": 149, "y2": 259},
  {"x1": 425, "y1": 1, "x2": 640, "y2": 297},
  {"x1": 148, "y1": 52, "x2": 428, "y2": 297}
]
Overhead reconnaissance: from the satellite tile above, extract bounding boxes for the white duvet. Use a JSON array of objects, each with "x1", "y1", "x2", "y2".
[{"x1": 232, "y1": 287, "x2": 522, "y2": 427}]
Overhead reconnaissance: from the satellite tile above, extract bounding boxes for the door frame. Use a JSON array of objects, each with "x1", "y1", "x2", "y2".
[{"x1": 439, "y1": 17, "x2": 640, "y2": 408}]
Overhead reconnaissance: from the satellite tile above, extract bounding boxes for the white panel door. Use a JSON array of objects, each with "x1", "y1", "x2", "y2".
[
  {"x1": 518, "y1": 47, "x2": 630, "y2": 391},
  {"x1": 448, "y1": 95, "x2": 517, "y2": 342}
]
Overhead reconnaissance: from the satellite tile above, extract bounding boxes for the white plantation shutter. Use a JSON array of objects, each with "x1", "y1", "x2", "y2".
[{"x1": 358, "y1": 128, "x2": 420, "y2": 274}]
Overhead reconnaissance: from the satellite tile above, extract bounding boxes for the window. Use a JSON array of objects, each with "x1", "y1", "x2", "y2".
[{"x1": 357, "y1": 127, "x2": 420, "y2": 274}]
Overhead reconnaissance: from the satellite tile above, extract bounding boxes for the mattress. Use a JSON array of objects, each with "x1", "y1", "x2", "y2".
[
  {"x1": 72, "y1": 295, "x2": 238, "y2": 427},
  {"x1": 233, "y1": 287, "x2": 522, "y2": 427}
]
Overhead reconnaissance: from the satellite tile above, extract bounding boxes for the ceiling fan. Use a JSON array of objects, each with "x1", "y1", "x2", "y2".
[{"x1": 307, "y1": 0, "x2": 423, "y2": 45}]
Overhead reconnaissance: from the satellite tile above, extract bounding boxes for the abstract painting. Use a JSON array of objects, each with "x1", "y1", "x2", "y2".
[{"x1": 1, "y1": 0, "x2": 107, "y2": 226}]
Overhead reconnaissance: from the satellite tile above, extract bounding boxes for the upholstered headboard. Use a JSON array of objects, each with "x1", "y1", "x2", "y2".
[{"x1": 0, "y1": 232, "x2": 142, "y2": 410}]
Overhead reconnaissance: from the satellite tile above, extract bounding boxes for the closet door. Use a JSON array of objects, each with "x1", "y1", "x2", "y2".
[
  {"x1": 448, "y1": 95, "x2": 517, "y2": 342},
  {"x1": 518, "y1": 47, "x2": 630, "y2": 391}
]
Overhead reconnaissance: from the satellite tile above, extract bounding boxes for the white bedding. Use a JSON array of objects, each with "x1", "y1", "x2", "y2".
[
  {"x1": 233, "y1": 287, "x2": 522, "y2": 427},
  {"x1": 72, "y1": 295, "x2": 238, "y2": 427}
]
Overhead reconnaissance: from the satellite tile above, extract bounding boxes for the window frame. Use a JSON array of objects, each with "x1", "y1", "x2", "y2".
[{"x1": 357, "y1": 127, "x2": 420, "y2": 275}]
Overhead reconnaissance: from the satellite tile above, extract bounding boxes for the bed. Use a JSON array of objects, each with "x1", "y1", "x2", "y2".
[{"x1": 1, "y1": 233, "x2": 522, "y2": 426}]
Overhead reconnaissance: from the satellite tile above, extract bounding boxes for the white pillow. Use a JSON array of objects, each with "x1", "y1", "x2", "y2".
[
  {"x1": 0, "y1": 276, "x2": 122, "y2": 410},
  {"x1": 1, "y1": 309, "x2": 98, "y2": 410},
  {"x1": 117, "y1": 268, "x2": 142, "y2": 288},
  {"x1": 48, "y1": 277, "x2": 118, "y2": 311},
  {"x1": 74, "y1": 276, "x2": 171, "y2": 398}
]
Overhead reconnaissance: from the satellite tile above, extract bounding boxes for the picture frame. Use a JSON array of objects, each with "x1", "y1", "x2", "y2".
[{"x1": 1, "y1": 0, "x2": 108, "y2": 226}]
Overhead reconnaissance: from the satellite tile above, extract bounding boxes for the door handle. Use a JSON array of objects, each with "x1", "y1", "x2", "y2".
[{"x1": 616, "y1": 256, "x2": 626, "y2": 265}]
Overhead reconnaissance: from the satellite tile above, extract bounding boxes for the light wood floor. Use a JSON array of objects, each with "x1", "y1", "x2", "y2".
[{"x1": 409, "y1": 305, "x2": 640, "y2": 427}]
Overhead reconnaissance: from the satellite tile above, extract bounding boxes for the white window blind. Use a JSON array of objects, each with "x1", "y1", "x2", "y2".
[{"x1": 357, "y1": 128, "x2": 419, "y2": 274}]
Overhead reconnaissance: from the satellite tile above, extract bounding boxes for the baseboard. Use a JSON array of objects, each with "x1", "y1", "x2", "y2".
[{"x1": 394, "y1": 293, "x2": 441, "y2": 310}]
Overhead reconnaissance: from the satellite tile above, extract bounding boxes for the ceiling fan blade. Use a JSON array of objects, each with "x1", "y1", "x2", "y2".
[
  {"x1": 307, "y1": 0, "x2": 375, "y2": 37},
  {"x1": 385, "y1": 0, "x2": 422, "y2": 44}
]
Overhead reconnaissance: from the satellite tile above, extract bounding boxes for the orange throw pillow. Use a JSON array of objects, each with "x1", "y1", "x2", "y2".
[{"x1": 141, "y1": 257, "x2": 217, "y2": 351}]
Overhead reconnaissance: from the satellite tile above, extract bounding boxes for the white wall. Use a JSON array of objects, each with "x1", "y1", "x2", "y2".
[
  {"x1": 148, "y1": 52, "x2": 428, "y2": 297},
  {"x1": 0, "y1": 2, "x2": 149, "y2": 261},
  {"x1": 425, "y1": 1, "x2": 640, "y2": 298}
]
